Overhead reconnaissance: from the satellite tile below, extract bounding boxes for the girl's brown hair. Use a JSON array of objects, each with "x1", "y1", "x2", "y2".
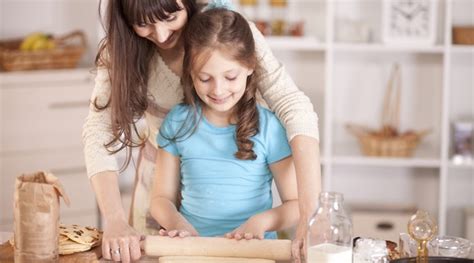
[
  {"x1": 94, "y1": 0, "x2": 198, "y2": 170},
  {"x1": 180, "y1": 8, "x2": 261, "y2": 160}
]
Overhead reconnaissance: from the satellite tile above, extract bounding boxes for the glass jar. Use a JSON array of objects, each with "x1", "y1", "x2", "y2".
[
  {"x1": 239, "y1": 0, "x2": 258, "y2": 21},
  {"x1": 307, "y1": 192, "x2": 353, "y2": 263},
  {"x1": 269, "y1": 0, "x2": 287, "y2": 36}
]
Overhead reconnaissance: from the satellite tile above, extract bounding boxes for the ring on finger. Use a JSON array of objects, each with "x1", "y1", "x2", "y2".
[{"x1": 111, "y1": 248, "x2": 120, "y2": 255}]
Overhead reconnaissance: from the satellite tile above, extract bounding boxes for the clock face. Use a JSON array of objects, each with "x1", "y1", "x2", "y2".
[
  {"x1": 383, "y1": 0, "x2": 437, "y2": 44},
  {"x1": 390, "y1": 0, "x2": 430, "y2": 37}
]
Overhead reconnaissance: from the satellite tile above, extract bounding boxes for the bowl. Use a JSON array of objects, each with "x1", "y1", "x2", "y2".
[{"x1": 430, "y1": 236, "x2": 471, "y2": 258}]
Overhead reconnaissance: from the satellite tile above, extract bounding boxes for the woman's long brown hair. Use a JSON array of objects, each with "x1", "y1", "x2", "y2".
[
  {"x1": 180, "y1": 8, "x2": 261, "y2": 160},
  {"x1": 94, "y1": 0, "x2": 197, "y2": 170}
]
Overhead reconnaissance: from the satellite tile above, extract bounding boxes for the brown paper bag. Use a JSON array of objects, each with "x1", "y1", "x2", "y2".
[{"x1": 13, "y1": 171, "x2": 70, "y2": 262}]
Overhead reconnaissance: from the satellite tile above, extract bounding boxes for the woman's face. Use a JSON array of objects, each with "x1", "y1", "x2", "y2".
[
  {"x1": 132, "y1": 0, "x2": 188, "y2": 50},
  {"x1": 192, "y1": 49, "x2": 253, "y2": 121}
]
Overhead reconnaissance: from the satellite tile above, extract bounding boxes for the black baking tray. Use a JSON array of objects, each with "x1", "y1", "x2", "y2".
[{"x1": 391, "y1": 257, "x2": 474, "y2": 263}]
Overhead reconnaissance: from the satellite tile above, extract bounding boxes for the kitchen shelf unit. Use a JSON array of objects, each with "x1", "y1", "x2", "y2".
[{"x1": 243, "y1": 0, "x2": 473, "y2": 238}]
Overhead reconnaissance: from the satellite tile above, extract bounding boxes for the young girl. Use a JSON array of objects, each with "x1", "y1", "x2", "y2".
[{"x1": 150, "y1": 8, "x2": 299, "y2": 240}]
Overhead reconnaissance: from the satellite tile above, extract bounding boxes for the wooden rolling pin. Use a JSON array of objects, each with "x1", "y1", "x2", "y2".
[{"x1": 144, "y1": 236, "x2": 292, "y2": 261}]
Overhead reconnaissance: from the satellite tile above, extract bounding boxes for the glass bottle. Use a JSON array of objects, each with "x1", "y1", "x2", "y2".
[{"x1": 307, "y1": 192, "x2": 353, "y2": 263}]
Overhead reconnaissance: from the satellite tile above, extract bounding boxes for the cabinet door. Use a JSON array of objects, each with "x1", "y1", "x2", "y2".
[
  {"x1": 352, "y1": 211, "x2": 413, "y2": 242},
  {"x1": 1, "y1": 74, "x2": 94, "y2": 153}
]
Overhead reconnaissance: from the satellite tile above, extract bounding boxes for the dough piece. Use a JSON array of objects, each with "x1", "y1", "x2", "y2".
[
  {"x1": 59, "y1": 224, "x2": 101, "y2": 247},
  {"x1": 58, "y1": 223, "x2": 102, "y2": 255},
  {"x1": 159, "y1": 256, "x2": 275, "y2": 263},
  {"x1": 59, "y1": 239, "x2": 92, "y2": 255}
]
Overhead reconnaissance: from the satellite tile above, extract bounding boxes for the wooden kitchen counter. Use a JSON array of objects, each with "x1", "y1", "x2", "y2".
[
  {"x1": 0, "y1": 242, "x2": 290, "y2": 262},
  {"x1": 0, "y1": 241, "x2": 167, "y2": 262},
  {"x1": 0, "y1": 241, "x2": 102, "y2": 262},
  {"x1": 0, "y1": 243, "x2": 170, "y2": 262}
]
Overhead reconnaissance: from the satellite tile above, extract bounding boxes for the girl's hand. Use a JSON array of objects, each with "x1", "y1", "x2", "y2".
[
  {"x1": 291, "y1": 221, "x2": 307, "y2": 263},
  {"x1": 102, "y1": 219, "x2": 143, "y2": 263},
  {"x1": 225, "y1": 215, "x2": 268, "y2": 240},
  {"x1": 158, "y1": 219, "x2": 199, "y2": 238},
  {"x1": 158, "y1": 228, "x2": 199, "y2": 238}
]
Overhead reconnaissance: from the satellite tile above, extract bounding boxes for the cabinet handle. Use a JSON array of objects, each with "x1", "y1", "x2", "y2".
[
  {"x1": 376, "y1": 222, "x2": 394, "y2": 231},
  {"x1": 49, "y1": 101, "x2": 90, "y2": 109},
  {"x1": 50, "y1": 166, "x2": 86, "y2": 176}
]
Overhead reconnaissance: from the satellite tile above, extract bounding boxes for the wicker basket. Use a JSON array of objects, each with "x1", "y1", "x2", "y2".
[
  {"x1": 453, "y1": 26, "x2": 474, "y2": 45},
  {"x1": 347, "y1": 124, "x2": 429, "y2": 157},
  {"x1": 347, "y1": 64, "x2": 429, "y2": 157},
  {"x1": 0, "y1": 30, "x2": 87, "y2": 71}
]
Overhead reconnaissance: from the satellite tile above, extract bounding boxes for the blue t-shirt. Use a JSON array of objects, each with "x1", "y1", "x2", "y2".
[{"x1": 157, "y1": 104, "x2": 291, "y2": 239}]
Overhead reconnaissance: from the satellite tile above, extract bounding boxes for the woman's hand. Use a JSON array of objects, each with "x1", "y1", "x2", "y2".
[
  {"x1": 101, "y1": 219, "x2": 143, "y2": 263},
  {"x1": 225, "y1": 215, "x2": 268, "y2": 240},
  {"x1": 291, "y1": 221, "x2": 308, "y2": 263},
  {"x1": 91, "y1": 171, "x2": 143, "y2": 262}
]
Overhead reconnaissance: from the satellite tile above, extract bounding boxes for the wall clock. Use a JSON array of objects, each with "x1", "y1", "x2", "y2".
[{"x1": 382, "y1": 0, "x2": 438, "y2": 45}]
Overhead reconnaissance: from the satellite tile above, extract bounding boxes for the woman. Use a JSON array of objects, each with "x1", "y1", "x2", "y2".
[{"x1": 82, "y1": 0, "x2": 321, "y2": 262}]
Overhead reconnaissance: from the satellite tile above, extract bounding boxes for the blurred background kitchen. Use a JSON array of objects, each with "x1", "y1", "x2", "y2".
[{"x1": 0, "y1": 0, "x2": 473, "y2": 252}]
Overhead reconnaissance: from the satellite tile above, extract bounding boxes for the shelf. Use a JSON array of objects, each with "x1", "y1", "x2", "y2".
[
  {"x1": 332, "y1": 142, "x2": 441, "y2": 168},
  {"x1": 333, "y1": 43, "x2": 445, "y2": 54},
  {"x1": 264, "y1": 40, "x2": 447, "y2": 53},
  {"x1": 451, "y1": 45, "x2": 474, "y2": 54},
  {"x1": 265, "y1": 36, "x2": 325, "y2": 51},
  {"x1": 0, "y1": 68, "x2": 93, "y2": 85},
  {"x1": 448, "y1": 160, "x2": 474, "y2": 169}
]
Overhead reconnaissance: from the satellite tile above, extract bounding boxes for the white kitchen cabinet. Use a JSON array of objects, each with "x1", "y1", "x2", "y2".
[
  {"x1": 0, "y1": 68, "x2": 98, "y2": 231},
  {"x1": 235, "y1": 0, "x2": 474, "y2": 239},
  {"x1": 1, "y1": 70, "x2": 93, "y2": 152},
  {"x1": 352, "y1": 210, "x2": 415, "y2": 242}
]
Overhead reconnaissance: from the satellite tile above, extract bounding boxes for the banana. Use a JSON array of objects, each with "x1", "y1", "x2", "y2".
[
  {"x1": 20, "y1": 33, "x2": 45, "y2": 51},
  {"x1": 46, "y1": 39, "x2": 56, "y2": 50},
  {"x1": 20, "y1": 32, "x2": 54, "y2": 51},
  {"x1": 31, "y1": 37, "x2": 49, "y2": 51}
]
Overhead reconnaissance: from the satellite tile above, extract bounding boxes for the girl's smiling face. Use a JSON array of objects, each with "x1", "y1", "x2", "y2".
[{"x1": 191, "y1": 49, "x2": 253, "y2": 124}]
